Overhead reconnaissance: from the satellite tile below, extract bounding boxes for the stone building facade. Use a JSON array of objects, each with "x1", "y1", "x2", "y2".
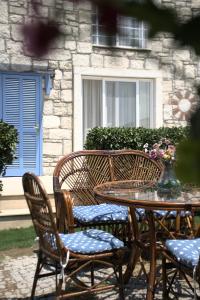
[{"x1": 0, "y1": 0, "x2": 200, "y2": 179}]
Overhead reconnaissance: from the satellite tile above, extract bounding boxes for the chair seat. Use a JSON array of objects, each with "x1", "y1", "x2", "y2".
[
  {"x1": 165, "y1": 238, "x2": 200, "y2": 268},
  {"x1": 60, "y1": 229, "x2": 124, "y2": 254},
  {"x1": 73, "y1": 204, "x2": 128, "y2": 223}
]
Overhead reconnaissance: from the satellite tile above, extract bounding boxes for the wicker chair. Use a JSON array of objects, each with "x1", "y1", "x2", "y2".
[
  {"x1": 53, "y1": 150, "x2": 163, "y2": 238},
  {"x1": 162, "y1": 237, "x2": 200, "y2": 299},
  {"x1": 22, "y1": 172, "x2": 128, "y2": 299}
]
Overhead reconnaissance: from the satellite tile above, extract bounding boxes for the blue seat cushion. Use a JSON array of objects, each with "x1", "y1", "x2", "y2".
[
  {"x1": 154, "y1": 210, "x2": 191, "y2": 219},
  {"x1": 73, "y1": 204, "x2": 128, "y2": 223},
  {"x1": 60, "y1": 229, "x2": 124, "y2": 254},
  {"x1": 165, "y1": 238, "x2": 200, "y2": 268}
]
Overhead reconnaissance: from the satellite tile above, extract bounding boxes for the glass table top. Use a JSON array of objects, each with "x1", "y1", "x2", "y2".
[{"x1": 94, "y1": 180, "x2": 200, "y2": 209}]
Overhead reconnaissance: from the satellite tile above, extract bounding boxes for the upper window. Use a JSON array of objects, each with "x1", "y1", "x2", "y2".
[{"x1": 92, "y1": 7, "x2": 148, "y2": 49}]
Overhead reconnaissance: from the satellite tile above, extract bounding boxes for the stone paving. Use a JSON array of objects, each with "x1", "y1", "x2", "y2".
[{"x1": 0, "y1": 250, "x2": 196, "y2": 300}]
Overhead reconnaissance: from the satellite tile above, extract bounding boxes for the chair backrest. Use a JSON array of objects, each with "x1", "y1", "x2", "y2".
[
  {"x1": 22, "y1": 172, "x2": 64, "y2": 260},
  {"x1": 53, "y1": 150, "x2": 163, "y2": 206}
]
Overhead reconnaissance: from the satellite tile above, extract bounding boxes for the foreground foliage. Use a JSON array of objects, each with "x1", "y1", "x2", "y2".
[{"x1": 0, "y1": 121, "x2": 18, "y2": 192}]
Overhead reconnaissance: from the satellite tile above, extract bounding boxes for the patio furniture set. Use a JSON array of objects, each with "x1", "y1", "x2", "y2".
[{"x1": 22, "y1": 149, "x2": 200, "y2": 299}]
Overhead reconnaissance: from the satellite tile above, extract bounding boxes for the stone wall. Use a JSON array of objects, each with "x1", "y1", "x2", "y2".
[{"x1": 1, "y1": 0, "x2": 200, "y2": 175}]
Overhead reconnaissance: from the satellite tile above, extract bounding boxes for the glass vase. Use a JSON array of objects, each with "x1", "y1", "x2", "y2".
[{"x1": 157, "y1": 161, "x2": 181, "y2": 194}]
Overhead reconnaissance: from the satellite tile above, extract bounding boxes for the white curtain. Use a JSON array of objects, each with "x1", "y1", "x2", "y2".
[
  {"x1": 83, "y1": 79, "x2": 102, "y2": 138},
  {"x1": 139, "y1": 81, "x2": 150, "y2": 127},
  {"x1": 119, "y1": 82, "x2": 136, "y2": 127}
]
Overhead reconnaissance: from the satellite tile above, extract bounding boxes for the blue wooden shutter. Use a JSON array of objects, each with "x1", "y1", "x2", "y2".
[{"x1": 2, "y1": 73, "x2": 42, "y2": 176}]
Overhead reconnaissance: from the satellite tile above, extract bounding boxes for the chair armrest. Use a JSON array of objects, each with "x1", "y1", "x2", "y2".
[{"x1": 54, "y1": 189, "x2": 75, "y2": 234}]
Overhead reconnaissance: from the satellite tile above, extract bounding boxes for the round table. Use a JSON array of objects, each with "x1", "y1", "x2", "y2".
[{"x1": 93, "y1": 180, "x2": 200, "y2": 300}]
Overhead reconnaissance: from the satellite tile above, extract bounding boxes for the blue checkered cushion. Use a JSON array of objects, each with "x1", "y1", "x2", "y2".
[
  {"x1": 154, "y1": 210, "x2": 191, "y2": 219},
  {"x1": 73, "y1": 204, "x2": 128, "y2": 223},
  {"x1": 60, "y1": 229, "x2": 124, "y2": 254},
  {"x1": 165, "y1": 238, "x2": 200, "y2": 268}
]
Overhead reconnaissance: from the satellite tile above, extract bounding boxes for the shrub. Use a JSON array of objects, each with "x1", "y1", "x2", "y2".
[
  {"x1": 0, "y1": 121, "x2": 18, "y2": 192},
  {"x1": 84, "y1": 126, "x2": 190, "y2": 150}
]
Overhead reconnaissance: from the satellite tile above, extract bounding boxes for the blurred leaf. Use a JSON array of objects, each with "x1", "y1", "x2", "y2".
[{"x1": 176, "y1": 139, "x2": 200, "y2": 185}]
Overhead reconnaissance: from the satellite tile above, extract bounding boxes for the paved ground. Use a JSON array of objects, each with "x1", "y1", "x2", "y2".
[{"x1": 0, "y1": 248, "x2": 196, "y2": 300}]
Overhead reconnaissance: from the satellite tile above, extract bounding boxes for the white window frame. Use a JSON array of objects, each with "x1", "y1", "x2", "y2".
[
  {"x1": 74, "y1": 67, "x2": 163, "y2": 151},
  {"x1": 92, "y1": 7, "x2": 148, "y2": 50}
]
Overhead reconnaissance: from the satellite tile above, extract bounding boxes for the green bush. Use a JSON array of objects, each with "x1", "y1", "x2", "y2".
[
  {"x1": 84, "y1": 126, "x2": 190, "y2": 150},
  {"x1": 0, "y1": 121, "x2": 18, "y2": 191}
]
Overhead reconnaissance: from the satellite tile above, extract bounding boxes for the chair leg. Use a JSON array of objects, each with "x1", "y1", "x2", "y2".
[
  {"x1": 31, "y1": 252, "x2": 43, "y2": 300},
  {"x1": 118, "y1": 265, "x2": 125, "y2": 300},
  {"x1": 162, "y1": 255, "x2": 168, "y2": 299}
]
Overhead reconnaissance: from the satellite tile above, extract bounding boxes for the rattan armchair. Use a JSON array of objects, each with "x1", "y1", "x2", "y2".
[
  {"x1": 22, "y1": 172, "x2": 128, "y2": 299},
  {"x1": 162, "y1": 237, "x2": 200, "y2": 299},
  {"x1": 53, "y1": 150, "x2": 163, "y2": 239}
]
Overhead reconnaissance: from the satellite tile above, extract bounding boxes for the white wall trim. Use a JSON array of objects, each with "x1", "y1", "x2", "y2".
[{"x1": 73, "y1": 67, "x2": 163, "y2": 151}]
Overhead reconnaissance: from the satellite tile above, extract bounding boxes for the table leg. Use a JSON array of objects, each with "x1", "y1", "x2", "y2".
[{"x1": 146, "y1": 210, "x2": 156, "y2": 300}]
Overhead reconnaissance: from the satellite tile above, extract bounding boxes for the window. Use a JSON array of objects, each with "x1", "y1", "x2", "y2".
[
  {"x1": 0, "y1": 72, "x2": 42, "y2": 176},
  {"x1": 92, "y1": 7, "x2": 148, "y2": 49},
  {"x1": 83, "y1": 78, "x2": 153, "y2": 138}
]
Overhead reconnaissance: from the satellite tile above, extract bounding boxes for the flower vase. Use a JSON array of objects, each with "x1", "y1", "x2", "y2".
[{"x1": 157, "y1": 161, "x2": 181, "y2": 194}]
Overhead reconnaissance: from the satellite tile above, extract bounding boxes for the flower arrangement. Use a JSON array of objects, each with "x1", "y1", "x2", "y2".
[{"x1": 143, "y1": 138, "x2": 176, "y2": 163}]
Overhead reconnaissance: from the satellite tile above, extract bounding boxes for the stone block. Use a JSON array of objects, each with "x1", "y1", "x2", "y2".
[
  {"x1": 163, "y1": 81, "x2": 173, "y2": 93},
  {"x1": 10, "y1": 5, "x2": 26, "y2": 15},
  {"x1": 104, "y1": 56, "x2": 129, "y2": 68},
  {"x1": 0, "y1": 40, "x2": 5, "y2": 51},
  {"x1": 43, "y1": 116, "x2": 60, "y2": 129},
  {"x1": 9, "y1": 14, "x2": 24, "y2": 24},
  {"x1": 11, "y1": 24, "x2": 23, "y2": 41},
  {"x1": 6, "y1": 41, "x2": 23, "y2": 54},
  {"x1": 60, "y1": 116, "x2": 72, "y2": 129},
  {"x1": 44, "y1": 49, "x2": 71, "y2": 61},
  {"x1": 59, "y1": 61, "x2": 72, "y2": 70},
  {"x1": 130, "y1": 60, "x2": 144, "y2": 69},
  {"x1": 151, "y1": 41, "x2": 163, "y2": 52},
  {"x1": 77, "y1": 42, "x2": 92, "y2": 53},
  {"x1": 63, "y1": 140, "x2": 72, "y2": 154},
  {"x1": 63, "y1": 1, "x2": 74, "y2": 11},
  {"x1": 192, "y1": 0, "x2": 200, "y2": 8},
  {"x1": 43, "y1": 100, "x2": 53, "y2": 115},
  {"x1": 54, "y1": 69, "x2": 63, "y2": 80},
  {"x1": 64, "y1": 40, "x2": 76, "y2": 50},
  {"x1": 163, "y1": 104, "x2": 173, "y2": 120},
  {"x1": 77, "y1": 0, "x2": 91, "y2": 10},
  {"x1": 53, "y1": 80, "x2": 61, "y2": 90},
  {"x1": 49, "y1": 129, "x2": 71, "y2": 139},
  {"x1": 62, "y1": 72, "x2": 72, "y2": 80},
  {"x1": 33, "y1": 60, "x2": 48, "y2": 70},
  {"x1": 61, "y1": 79, "x2": 72, "y2": 89},
  {"x1": 79, "y1": 24, "x2": 91, "y2": 42},
  {"x1": 0, "y1": 24, "x2": 10, "y2": 38},
  {"x1": 61, "y1": 89, "x2": 72, "y2": 102},
  {"x1": 184, "y1": 64, "x2": 196, "y2": 78},
  {"x1": 43, "y1": 142, "x2": 62, "y2": 155},
  {"x1": 73, "y1": 54, "x2": 90, "y2": 67},
  {"x1": 145, "y1": 58, "x2": 159, "y2": 70},
  {"x1": 10, "y1": 55, "x2": 32, "y2": 71},
  {"x1": 173, "y1": 50, "x2": 190, "y2": 61},
  {"x1": 1, "y1": 1, "x2": 8, "y2": 23},
  {"x1": 48, "y1": 60, "x2": 59, "y2": 69},
  {"x1": 91, "y1": 54, "x2": 103, "y2": 67},
  {"x1": 0, "y1": 53, "x2": 9, "y2": 65},
  {"x1": 79, "y1": 10, "x2": 91, "y2": 23},
  {"x1": 42, "y1": 0, "x2": 55, "y2": 6},
  {"x1": 49, "y1": 89, "x2": 60, "y2": 100}
]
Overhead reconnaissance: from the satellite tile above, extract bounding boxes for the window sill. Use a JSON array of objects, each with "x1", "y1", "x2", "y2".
[{"x1": 92, "y1": 44, "x2": 152, "y2": 51}]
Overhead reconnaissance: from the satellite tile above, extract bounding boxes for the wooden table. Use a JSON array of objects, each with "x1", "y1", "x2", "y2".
[{"x1": 94, "y1": 180, "x2": 200, "y2": 300}]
